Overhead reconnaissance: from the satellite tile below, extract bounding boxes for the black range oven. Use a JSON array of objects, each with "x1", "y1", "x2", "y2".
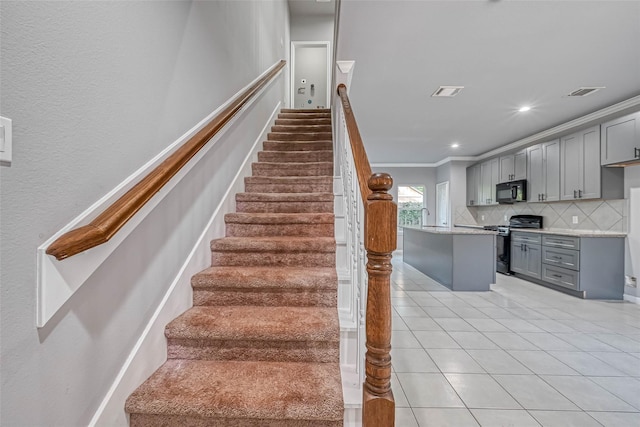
[{"x1": 485, "y1": 215, "x2": 543, "y2": 275}]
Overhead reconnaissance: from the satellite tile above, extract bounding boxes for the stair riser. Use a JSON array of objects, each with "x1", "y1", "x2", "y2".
[
  {"x1": 271, "y1": 125, "x2": 332, "y2": 133},
  {"x1": 274, "y1": 119, "x2": 331, "y2": 126},
  {"x1": 236, "y1": 201, "x2": 333, "y2": 213},
  {"x1": 280, "y1": 108, "x2": 330, "y2": 113},
  {"x1": 130, "y1": 414, "x2": 342, "y2": 427},
  {"x1": 226, "y1": 223, "x2": 334, "y2": 237},
  {"x1": 167, "y1": 339, "x2": 339, "y2": 363},
  {"x1": 268, "y1": 132, "x2": 332, "y2": 141},
  {"x1": 211, "y1": 252, "x2": 335, "y2": 268},
  {"x1": 245, "y1": 183, "x2": 332, "y2": 193},
  {"x1": 258, "y1": 151, "x2": 333, "y2": 163},
  {"x1": 251, "y1": 163, "x2": 333, "y2": 177},
  {"x1": 263, "y1": 141, "x2": 332, "y2": 151},
  {"x1": 193, "y1": 289, "x2": 337, "y2": 307}
]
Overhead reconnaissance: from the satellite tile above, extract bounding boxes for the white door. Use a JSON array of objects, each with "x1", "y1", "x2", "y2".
[
  {"x1": 291, "y1": 42, "x2": 330, "y2": 109},
  {"x1": 436, "y1": 181, "x2": 450, "y2": 227}
]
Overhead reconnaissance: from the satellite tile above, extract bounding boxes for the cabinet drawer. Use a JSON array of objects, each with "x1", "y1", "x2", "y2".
[
  {"x1": 511, "y1": 232, "x2": 542, "y2": 245},
  {"x1": 542, "y1": 265, "x2": 580, "y2": 291},
  {"x1": 542, "y1": 235, "x2": 580, "y2": 250},
  {"x1": 542, "y1": 247, "x2": 580, "y2": 271}
]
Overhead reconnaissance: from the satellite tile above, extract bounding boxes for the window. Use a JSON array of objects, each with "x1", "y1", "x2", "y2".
[{"x1": 398, "y1": 185, "x2": 426, "y2": 227}]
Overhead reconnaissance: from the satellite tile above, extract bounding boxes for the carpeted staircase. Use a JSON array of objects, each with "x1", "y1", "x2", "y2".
[{"x1": 125, "y1": 109, "x2": 344, "y2": 426}]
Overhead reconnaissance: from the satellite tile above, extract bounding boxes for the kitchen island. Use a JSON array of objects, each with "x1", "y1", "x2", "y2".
[{"x1": 403, "y1": 226, "x2": 496, "y2": 291}]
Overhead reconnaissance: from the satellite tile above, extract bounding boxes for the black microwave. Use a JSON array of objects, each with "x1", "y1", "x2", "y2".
[{"x1": 496, "y1": 179, "x2": 527, "y2": 204}]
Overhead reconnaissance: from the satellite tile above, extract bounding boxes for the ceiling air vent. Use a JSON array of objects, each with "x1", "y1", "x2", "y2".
[
  {"x1": 432, "y1": 86, "x2": 464, "y2": 97},
  {"x1": 567, "y1": 87, "x2": 605, "y2": 97}
]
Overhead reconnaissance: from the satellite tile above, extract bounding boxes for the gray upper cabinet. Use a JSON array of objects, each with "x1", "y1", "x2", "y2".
[
  {"x1": 601, "y1": 111, "x2": 640, "y2": 166},
  {"x1": 527, "y1": 140, "x2": 560, "y2": 202},
  {"x1": 498, "y1": 150, "x2": 527, "y2": 183},
  {"x1": 560, "y1": 126, "x2": 603, "y2": 200},
  {"x1": 466, "y1": 164, "x2": 481, "y2": 206},
  {"x1": 480, "y1": 158, "x2": 499, "y2": 205}
]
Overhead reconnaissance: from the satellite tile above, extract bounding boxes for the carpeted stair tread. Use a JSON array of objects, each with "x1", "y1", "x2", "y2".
[
  {"x1": 258, "y1": 150, "x2": 333, "y2": 163},
  {"x1": 245, "y1": 175, "x2": 333, "y2": 192},
  {"x1": 280, "y1": 108, "x2": 330, "y2": 113},
  {"x1": 278, "y1": 113, "x2": 331, "y2": 120},
  {"x1": 236, "y1": 192, "x2": 333, "y2": 202},
  {"x1": 211, "y1": 236, "x2": 335, "y2": 253},
  {"x1": 263, "y1": 141, "x2": 332, "y2": 151},
  {"x1": 274, "y1": 118, "x2": 331, "y2": 126},
  {"x1": 225, "y1": 212, "x2": 334, "y2": 224},
  {"x1": 268, "y1": 132, "x2": 332, "y2": 141},
  {"x1": 125, "y1": 360, "x2": 343, "y2": 424},
  {"x1": 251, "y1": 162, "x2": 333, "y2": 177},
  {"x1": 166, "y1": 306, "x2": 339, "y2": 343},
  {"x1": 271, "y1": 125, "x2": 332, "y2": 133},
  {"x1": 191, "y1": 266, "x2": 337, "y2": 307},
  {"x1": 192, "y1": 266, "x2": 337, "y2": 291}
]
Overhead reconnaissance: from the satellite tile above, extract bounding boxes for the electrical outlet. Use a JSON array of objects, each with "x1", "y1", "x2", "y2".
[
  {"x1": 572, "y1": 216, "x2": 578, "y2": 224},
  {"x1": 481, "y1": 215, "x2": 485, "y2": 221},
  {"x1": 0, "y1": 116, "x2": 12, "y2": 166},
  {"x1": 504, "y1": 215, "x2": 508, "y2": 221}
]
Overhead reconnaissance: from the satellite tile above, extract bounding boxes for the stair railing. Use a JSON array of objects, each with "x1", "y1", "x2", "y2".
[
  {"x1": 335, "y1": 83, "x2": 396, "y2": 426},
  {"x1": 46, "y1": 60, "x2": 286, "y2": 261}
]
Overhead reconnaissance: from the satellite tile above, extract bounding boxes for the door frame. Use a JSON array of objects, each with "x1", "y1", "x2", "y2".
[{"x1": 290, "y1": 41, "x2": 331, "y2": 109}]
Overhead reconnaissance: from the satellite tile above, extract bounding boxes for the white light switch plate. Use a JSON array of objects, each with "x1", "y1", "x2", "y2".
[{"x1": 0, "y1": 116, "x2": 12, "y2": 166}]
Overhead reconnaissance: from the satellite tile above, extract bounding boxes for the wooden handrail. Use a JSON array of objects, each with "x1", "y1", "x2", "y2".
[
  {"x1": 47, "y1": 60, "x2": 286, "y2": 261},
  {"x1": 337, "y1": 83, "x2": 372, "y2": 204},
  {"x1": 337, "y1": 84, "x2": 396, "y2": 427}
]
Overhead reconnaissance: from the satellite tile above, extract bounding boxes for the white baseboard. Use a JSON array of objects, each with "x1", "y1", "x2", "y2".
[
  {"x1": 89, "y1": 102, "x2": 281, "y2": 427},
  {"x1": 623, "y1": 293, "x2": 640, "y2": 304}
]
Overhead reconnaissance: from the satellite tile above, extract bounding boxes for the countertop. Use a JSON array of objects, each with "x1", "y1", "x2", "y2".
[
  {"x1": 508, "y1": 228, "x2": 627, "y2": 238},
  {"x1": 454, "y1": 224, "x2": 626, "y2": 238},
  {"x1": 404, "y1": 226, "x2": 496, "y2": 235}
]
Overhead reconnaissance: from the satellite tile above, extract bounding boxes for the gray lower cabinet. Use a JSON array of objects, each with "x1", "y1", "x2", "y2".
[
  {"x1": 512, "y1": 232, "x2": 625, "y2": 299},
  {"x1": 601, "y1": 111, "x2": 640, "y2": 166},
  {"x1": 510, "y1": 232, "x2": 541, "y2": 279}
]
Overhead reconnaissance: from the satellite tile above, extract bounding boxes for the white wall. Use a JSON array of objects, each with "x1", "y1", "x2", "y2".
[
  {"x1": 291, "y1": 14, "x2": 334, "y2": 43},
  {"x1": 0, "y1": 1, "x2": 289, "y2": 425}
]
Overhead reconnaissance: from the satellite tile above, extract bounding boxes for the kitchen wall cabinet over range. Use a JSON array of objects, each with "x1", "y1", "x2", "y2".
[
  {"x1": 527, "y1": 139, "x2": 560, "y2": 202},
  {"x1": 601, "y1": 110, "x2": 640, "y2": 166},
  {"x1": 499, "y1": 150, "x2": 527, "y2": 183}
]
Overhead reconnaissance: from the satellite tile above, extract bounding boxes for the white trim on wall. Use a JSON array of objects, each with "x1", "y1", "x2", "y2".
[
  {"x1": 290, "y1": 40, "x2": 331, "y2": 109},
  {"x1": 36, "y1": 64, "x2": 285, "y2": 328}
]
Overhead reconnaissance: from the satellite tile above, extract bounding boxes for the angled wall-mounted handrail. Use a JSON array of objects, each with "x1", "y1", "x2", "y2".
[
  {"x1": 337, "y1": 83, "x2": 397, "y2": 427},
  {"x1": 46, "y1": 60, "x2": 286, "y2": 260}
]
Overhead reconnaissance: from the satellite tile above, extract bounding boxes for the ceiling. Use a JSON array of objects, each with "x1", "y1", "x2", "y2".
[{"x1": 331, "y1": 1, "x2": 640, "y2": 164}]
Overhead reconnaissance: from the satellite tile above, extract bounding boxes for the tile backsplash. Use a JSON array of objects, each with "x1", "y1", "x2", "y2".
[{"x1": 455, "y1": 199, "x2": 629, "y2": 232}]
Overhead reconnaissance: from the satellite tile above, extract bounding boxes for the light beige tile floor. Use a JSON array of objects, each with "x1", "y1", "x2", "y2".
[{"x1": 391, "y1": 254, "x2": 640, "y2": 427}]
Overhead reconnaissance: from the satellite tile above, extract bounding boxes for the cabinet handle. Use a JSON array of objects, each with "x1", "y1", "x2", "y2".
[
  {"x1": 541, "y1": 194, "x2": 545, "y2": 201},
  {"x1": 538, "y1": 194, "x2": 541, "y2": 201},
  {"x1": 573, "y1": 190, "x2": 577, "y2": 199},
  {"x1": 552, "y1": 274, "x2": 562, "y2": 278},
  {"x1": 635, "y1": 147, "x2": 640, "y2": 159},
  {"x1": 578, "y1": 189, "x2": 582, "y2": 198}
]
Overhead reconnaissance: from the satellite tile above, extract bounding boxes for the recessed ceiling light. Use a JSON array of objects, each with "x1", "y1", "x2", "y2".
[
  {"x1": 518, "y1": 106, "x2": 531, "y2": 112},
  {"x1": 432, "y1": 86, "x2": 464, "y2": 97},
  {"x1": 451, "y1": 143, "x2": 460, "y2": 148}
]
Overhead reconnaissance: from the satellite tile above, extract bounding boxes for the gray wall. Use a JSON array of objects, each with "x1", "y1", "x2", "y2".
[
  {"x1": 0, "y1": 1, "x2": 289, "y2": 425},
  {"x1": 291, "y1": 14, "x2": 334, "y2": 42},
  {"x1": 624, "y1": 166, "x2": 640, "y2": 297}
]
